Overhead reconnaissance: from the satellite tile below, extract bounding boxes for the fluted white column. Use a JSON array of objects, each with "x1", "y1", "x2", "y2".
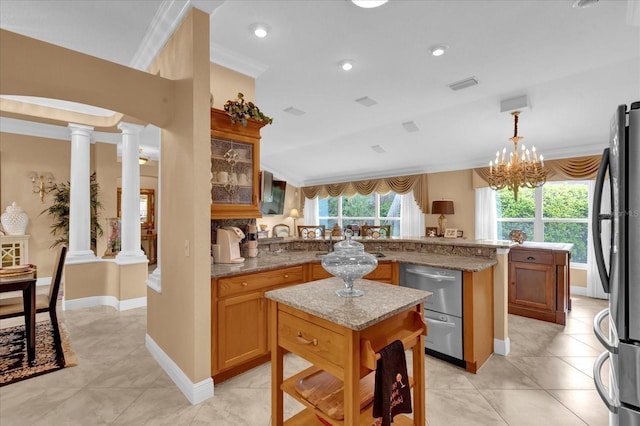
[
  {"x1": 66, "y1": 124, "x2": 97, "y2": 263},
  {"x1": 116, "y1": 122, "x2": 146, "y2": 264}
]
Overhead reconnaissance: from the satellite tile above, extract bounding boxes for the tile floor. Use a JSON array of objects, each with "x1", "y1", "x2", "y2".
[{"x1": 0, "y1": 294, "x2": 609, "y2": 425}]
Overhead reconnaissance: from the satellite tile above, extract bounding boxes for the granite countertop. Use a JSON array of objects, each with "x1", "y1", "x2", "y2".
[
  {"x1": 265, "y1": 277, "x2": 432, "y2": 331},
  {"x1": 261, "y1": 236, "x2": 518, "y2": 250},
  {"x1": 211, "y1": 250, "x2": 498, "y2": 278},
  {"x1": 511, "y1": 241, "x2": 574, "y2": 252}
]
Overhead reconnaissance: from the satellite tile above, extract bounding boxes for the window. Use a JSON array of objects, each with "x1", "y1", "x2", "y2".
[
  {"x1": 496, "y1": 181, "x2": 589, "y2": 264},
  {"x1": 318, "y1": 192, "x2": 402, "y2": 236}
]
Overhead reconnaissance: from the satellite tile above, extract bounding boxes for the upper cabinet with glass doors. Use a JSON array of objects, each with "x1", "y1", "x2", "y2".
[{"x1": 210, "y1": 108, "x2": 266, "y2": 219}]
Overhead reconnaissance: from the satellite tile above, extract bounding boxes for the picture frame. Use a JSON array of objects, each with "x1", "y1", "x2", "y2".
[
  {"x1": 426, "y1": 227, "x2": 438, "y2": 238},
  {"x1": 444, "y1": 228, "x2": 458, "y2": 238},
  {"x1": 456, "y1": 230, "x2": 464, "y2": 238}
]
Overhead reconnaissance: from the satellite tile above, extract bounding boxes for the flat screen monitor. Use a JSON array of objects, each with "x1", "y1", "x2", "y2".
[{"x1": 260, "y1": 179, "x2": 286, "y2": 215}]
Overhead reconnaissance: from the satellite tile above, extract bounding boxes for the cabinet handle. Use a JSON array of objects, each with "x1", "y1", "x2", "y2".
[
  {"x1": 284, "y1": 274, "x2": 289, "y2": 278},
  {"x1": 527, "y1": 256, "x2": 536, "y2": 261},
  {"x1": 296, "y1": 332, "x2": 318, "y2": 346},
  {"x1": 241, "y1": 282, "x2": 248, "y2": 286}
]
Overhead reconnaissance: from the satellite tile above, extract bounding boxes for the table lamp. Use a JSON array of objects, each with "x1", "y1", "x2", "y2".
[
  {"x1": 289, "y1": 208, "x2": 301, "y2": 236},
  {"x1": 431, "y1": 200, "x2": 454, "y2": 237}
]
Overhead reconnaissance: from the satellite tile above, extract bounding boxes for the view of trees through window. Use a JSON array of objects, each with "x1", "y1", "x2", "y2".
[
  {"x1": 318, "y1": 192, "x2": 401, "y2": 236},
  {"x1": 496, "y1": 181, "x2": 589, "y2": 263}
]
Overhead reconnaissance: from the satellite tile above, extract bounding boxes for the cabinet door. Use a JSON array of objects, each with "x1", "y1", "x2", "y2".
[
  {"x1": 509, "y1": 261, "x2": 555, "y2": 312},
  {"x1": 217, "y1": 291, "x2": 267, "y2": 371}
]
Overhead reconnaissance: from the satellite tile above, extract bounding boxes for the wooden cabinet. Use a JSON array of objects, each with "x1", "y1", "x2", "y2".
[
  {"x1": 508, "y1": 245, "x2": 571, "y2": 325},
  {"x1": 212, "y1": 265, "x2": 305, "y2": 382},
  {"x1": 210, "y1": 108, "x2": 266, "y2": 219},
  {"x1": 463, "y1": 269, "x2": 494, "y2": 373},
  {"x1": 308, "y1": 261, "x2": 398, "y2": 284}
]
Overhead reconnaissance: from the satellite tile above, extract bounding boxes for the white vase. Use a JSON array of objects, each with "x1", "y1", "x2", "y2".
[{"x1": 1, "y1": 202, "x2": 29, "y2": 235}]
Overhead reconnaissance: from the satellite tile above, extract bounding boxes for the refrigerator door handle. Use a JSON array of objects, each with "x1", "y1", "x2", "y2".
[
  {"x1": 592, "y1": 148, "x2": 613, "y2": 293},
  {"x1": 594, "y1": 351, "x2": 619, "y2": 414},
  {"x1": 594, "y1": 308, "x2": 618, "y2": 353}
]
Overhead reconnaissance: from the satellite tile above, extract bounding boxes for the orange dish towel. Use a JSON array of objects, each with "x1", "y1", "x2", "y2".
[{"x1": 372, "y1": 340, "x2": 412, "y2": 425}]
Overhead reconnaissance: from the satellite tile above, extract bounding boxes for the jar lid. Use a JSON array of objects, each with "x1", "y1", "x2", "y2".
[{"x1": 333, "y1": 237, "x2": 364, "y2": 254}]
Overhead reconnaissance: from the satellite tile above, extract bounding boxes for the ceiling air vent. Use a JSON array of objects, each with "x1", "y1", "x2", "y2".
[
  {"x1": 355, "y1": 96, "x2": 378, "y2": 107},
  {"x1": 370, "y1": 144, "x2": 386, "y2": 153},
  {"x1": 447, "y1": 77, "x2": 479, "y2": 91},
  {"x1": 283, "y1": 106, "x2": 306, "y2": 116},
  {"x1": 402, "y1": 121, "x2": 419, "y2": 133}
]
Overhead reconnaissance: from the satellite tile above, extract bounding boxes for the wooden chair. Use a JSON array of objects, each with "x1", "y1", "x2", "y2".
[
  {"x1": 272, "y1": 223, "x2": 291, "y2": 238},
  {"x1": 0, "y1": 245, "x2": 67, "y2": 366},
  {"x1": 361, "y1": 224, "x2": 391, "y2": 238},
  {"x1": 297, "y1": 225, "x2": 326, "y2": 239}
]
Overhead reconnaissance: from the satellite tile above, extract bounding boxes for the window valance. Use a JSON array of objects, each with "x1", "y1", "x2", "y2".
[
  {"x1": 473, "y1": 154, "x2": 602, "y2": 188},
  {"x1": 301, "y1": 173, "x2": 431, "y2": 214}
]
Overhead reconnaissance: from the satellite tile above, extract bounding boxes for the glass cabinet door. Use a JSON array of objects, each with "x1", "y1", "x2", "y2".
[{"x1": 211, "y1": 137, "x2": 255, "y2": 206}]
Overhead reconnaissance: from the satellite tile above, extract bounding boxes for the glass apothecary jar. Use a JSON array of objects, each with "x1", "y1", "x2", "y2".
[{"x1": 320, "y1": 237, "x2": 378, "y2": 297}]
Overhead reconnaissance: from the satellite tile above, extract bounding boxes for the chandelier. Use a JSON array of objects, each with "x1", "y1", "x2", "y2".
[{"x1": 488, "y1": 111, "x2": 548, "y2": 201}]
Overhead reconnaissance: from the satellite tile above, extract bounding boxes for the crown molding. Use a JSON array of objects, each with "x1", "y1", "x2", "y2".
[{"x1": 210, "y1": 42, "x2": 269, "y2": 78}]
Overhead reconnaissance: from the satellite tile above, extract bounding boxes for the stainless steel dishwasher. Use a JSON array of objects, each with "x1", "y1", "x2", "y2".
[{"x1": 399, "y1": 263, "x2": 464, "y2": 366}]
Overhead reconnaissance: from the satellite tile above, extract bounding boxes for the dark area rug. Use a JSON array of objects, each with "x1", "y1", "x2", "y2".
[{"x1": 0, "y1": 320, "x2": 76, "y2": 386}]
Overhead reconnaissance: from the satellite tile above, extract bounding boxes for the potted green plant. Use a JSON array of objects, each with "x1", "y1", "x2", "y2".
[
  {"x1": 41, "y1": 172, "x2": 104, "y2": 251},
  {"x1": 223, "y1": 92, "x2": 273, "y2": 127}
]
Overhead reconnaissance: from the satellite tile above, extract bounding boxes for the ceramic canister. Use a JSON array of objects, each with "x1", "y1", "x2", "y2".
[{"x1": 1, "y1": 202, "x2": 29, "y2": 235}]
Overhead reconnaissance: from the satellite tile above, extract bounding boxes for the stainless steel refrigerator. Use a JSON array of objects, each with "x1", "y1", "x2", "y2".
[{"x1": 592, "y1": 102, "x2": 640, "y2": 425}]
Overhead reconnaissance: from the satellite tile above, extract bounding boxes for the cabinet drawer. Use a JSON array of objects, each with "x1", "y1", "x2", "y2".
[
  {"x1": 278, "y1": 310, "x2": 345, "y2": 370},
  {"x1": 510, "y1": 250, "x2": 553, "y2": 265},
  {"x1": 218, "y1": 266, "x2": 304, "y2": 297},
  {"x1": 364, "y1": 262, "x2": 393, "y2": 282}
]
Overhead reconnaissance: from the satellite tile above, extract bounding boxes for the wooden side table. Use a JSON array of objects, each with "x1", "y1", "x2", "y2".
[
  {"x1": 141, "y1": 233, "x2": 157, "y2": 264},
  {"x1": 266, "y1": 278, "x2": 431, "y2": 425}
]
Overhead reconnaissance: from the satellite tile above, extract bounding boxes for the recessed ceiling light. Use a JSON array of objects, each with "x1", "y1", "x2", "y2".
[
  {"x1": 429, "y1": 44, "x2": 448, "y2": 57},
  {"x1": 249, "y1": 23, "x2": 270, "y2": 38},
  {"x1": 339, "y1": 60, "x2": 354, "y2": 71},
  {"x1": 351, "y1": 0, "x2": 388, "y2": 8}
]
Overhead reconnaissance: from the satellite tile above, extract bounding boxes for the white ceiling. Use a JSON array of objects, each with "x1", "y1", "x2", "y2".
[{"x1": 1, "y1": 0, "x2": 639, "y2": 187}]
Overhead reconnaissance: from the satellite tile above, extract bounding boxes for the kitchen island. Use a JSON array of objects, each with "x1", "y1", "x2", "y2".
[
  {"x1": 266, "y1": 278, "x2": 432, "y2": 425},
  {"x1": 211, "y1": 238, "x2": 515, "y2": 381}
]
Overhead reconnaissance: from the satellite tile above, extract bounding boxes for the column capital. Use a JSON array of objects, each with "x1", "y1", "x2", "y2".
[
  {"x1": 117, "y1": 122, "x2": 145, "y2": 134},
  {"x1": 68, "y1": 123, "x2": 94, "y2": 133}
]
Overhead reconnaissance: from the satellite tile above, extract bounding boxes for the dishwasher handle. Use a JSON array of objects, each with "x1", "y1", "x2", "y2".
[
  {"x1": 593, "y1": 350, "x2": 619, "y2": 414},
  {"x1": 406, "y1": 269, "x2": 456, "y2": 281},
  {"x1": 424, "y1": 317, "x2": 456, "y2": 327}
]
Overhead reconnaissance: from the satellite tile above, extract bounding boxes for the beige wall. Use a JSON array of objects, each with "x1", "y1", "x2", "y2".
[
  {"x1": 210, "y1": 63, "x2": 255, "y2": 110},
  {"x1": 425, "y1": 169, "x2": 475, "y2": 238},
  {"x1": 145, "y1": 8, "x2": 212, "y2": 384}
]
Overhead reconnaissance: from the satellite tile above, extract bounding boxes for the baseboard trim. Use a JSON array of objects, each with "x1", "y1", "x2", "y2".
[
  {"x1": 63, "y1": 295, "x2": 147, "y2": 311},
  {"x1": 145, "y1": 334, "x2": 214, "y2": 405},
  {"x1": 570, "y1": 286, "x2": 588, "y2": 296},
  {"x1": 494, "y1": 338, "x2": 510, "y2": 356}
]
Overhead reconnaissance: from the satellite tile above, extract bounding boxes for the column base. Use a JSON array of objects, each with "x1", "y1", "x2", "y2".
[
  {"x1": 65, "y1": 250, "x2": 98, "y2": 264},
  {"x1": 116, "y1": 251, "x2": 148, "y2": 265}
]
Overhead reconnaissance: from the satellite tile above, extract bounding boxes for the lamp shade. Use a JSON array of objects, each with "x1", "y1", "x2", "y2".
[
  {"x1": 431, "y1": 200, "x2": 454, "y2": 215},
  {"x1": 289, "y1": 208, "x2": 300, "y2": 219}
]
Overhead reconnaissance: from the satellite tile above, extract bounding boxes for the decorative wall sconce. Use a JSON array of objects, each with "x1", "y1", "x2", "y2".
[{"x1": 29, "y1": 172, "x2": 55, "y2": 203}]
